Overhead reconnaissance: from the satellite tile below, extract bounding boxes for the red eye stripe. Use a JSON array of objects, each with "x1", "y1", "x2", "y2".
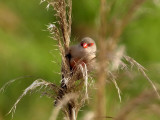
[
  {"x1": 81, "y1": 42, "x2": 88, "y2": 48},
  {"x1": 83, "y1": 43, "x2": 88, "y2": 48},
  {"x1": 81, "y1": 42, "x2": 94, "y2": 48},
  {"x1": 87, "y1": 43, "x2": 94, "y2": 47}
]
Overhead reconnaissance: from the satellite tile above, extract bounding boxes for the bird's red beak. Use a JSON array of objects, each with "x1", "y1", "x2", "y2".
[{"x1": 83, "y1": 43, "x2": 88, "y2": 48}]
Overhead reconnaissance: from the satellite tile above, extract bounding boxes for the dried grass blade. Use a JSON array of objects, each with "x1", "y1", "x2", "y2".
[
  {"x1": 8, "y1": 79, "x2": 53, "y2": 118},
  {"x1": 124, "y1": 55, "x2": 160, "y2": 99}
]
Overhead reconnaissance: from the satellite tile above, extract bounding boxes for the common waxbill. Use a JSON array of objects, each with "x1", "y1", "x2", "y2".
[
  {"x1": 68, "y1": 37, "x2": 97, "y2": 72},
  {"x1": 56, "y1": 37, "x2": 97, "y2": 105}
]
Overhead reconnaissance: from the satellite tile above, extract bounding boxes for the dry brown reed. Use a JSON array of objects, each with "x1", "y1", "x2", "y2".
[
  {"x1": 94, "y1": 0, "x2": 159, "y2": 120},
  {"x1": 45, "y1": 0, "x2": 91, "y2": 119},
  {"x1": 7, "y1": 79, "x2": 58, "y2": 118},
  {"x1": 95, "y1": 0, "x2": 107, "y2": 119},
  {"x1": 124, "y1": 55, "x2": 160, "y2": 99},
  {"x1": 108, "y1": 0, "x2": 146, "y2": 51},
  {"x1": 95, "y1": 0, "x2": 146, "y2": 119},
  {"x1": 49, "y1": 93, "x2": 78, "y2": 120}
]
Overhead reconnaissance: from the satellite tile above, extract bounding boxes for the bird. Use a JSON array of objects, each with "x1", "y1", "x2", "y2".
[
  {"x1": 68, "y1": 37, "x2": 97, "y2": 73},
  {"x1": 55, "y1": 37, "x2": 97, "y2": 106}
]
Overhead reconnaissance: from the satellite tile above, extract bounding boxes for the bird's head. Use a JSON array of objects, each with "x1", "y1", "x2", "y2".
[{"x1": 79, "y1": 37, "x2": 97, "y2": 54}]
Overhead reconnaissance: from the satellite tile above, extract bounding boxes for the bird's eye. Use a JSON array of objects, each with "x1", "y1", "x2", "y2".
[
  {"x1": 81, "y1": 42, "x2": 88, "y2": 48},
  {"x1": 88, "y1": 43, "x2": 94, "y2": 47}
]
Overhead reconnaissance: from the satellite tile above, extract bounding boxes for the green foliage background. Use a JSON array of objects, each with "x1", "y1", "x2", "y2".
[{"x1": 0, "y1": 0, "x2": 160, "y2": 120}]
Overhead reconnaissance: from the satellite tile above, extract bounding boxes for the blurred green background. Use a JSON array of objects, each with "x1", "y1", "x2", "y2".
[{"x1": 0, "y1": 0, "x2": 160, "y2": 120}]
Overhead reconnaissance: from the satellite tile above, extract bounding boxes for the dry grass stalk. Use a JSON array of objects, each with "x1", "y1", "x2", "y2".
[
  {"x1": 79, "y1": 64, "x2": 89, "y2": 99},
  {"x1": 7, "y1": 79, "x2": 58, "y2": 118},
  {"x1": 95, "y1": 0, "x2": 157, "y2": 119},
  {"x1": 109, "y1": 72, "x2": 122, "y2": 102},
  {"x1": 124, "y1": 55, "x2": 160, "y2": 99},
  {"x1": 110, "y1": 46, "x2": 125, "y2": 71},
  {"x1": 107, "y1": 46, "x2": 126, "y2": 102},
  {"x1": 67, "y1": 0, "x2": 72, "y2": 37},
  {"x1": 46, "y1": 0, "x2": 92, "y2": 119},
  {"x1": 108, "y1": 49, "x2": 160, "y2": 102},
  {"x1": 95, "y1": 0, "x2": 107, "y2": 119},
  {"x1": 108, "y1": 0, "x2": 146, "y2": 51},
  {"x1": 49, "y1": 93, "x2": 78, "y2": 120},
  {"x1": 0, "y1": 76, "x2": 32, "y2": 93},
  {"x1": 104, "y1": 0, "x2": 150, "y2": 103}
]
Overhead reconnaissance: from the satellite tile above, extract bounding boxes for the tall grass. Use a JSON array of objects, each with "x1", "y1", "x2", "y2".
[{"x1": 0, "y1": 0, "x2": 160, "y2": 120}]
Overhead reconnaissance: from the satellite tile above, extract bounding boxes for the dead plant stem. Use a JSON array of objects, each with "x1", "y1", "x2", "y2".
[{"x1": 96, "y1": 0, "x2": 107, "y2": 119}]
